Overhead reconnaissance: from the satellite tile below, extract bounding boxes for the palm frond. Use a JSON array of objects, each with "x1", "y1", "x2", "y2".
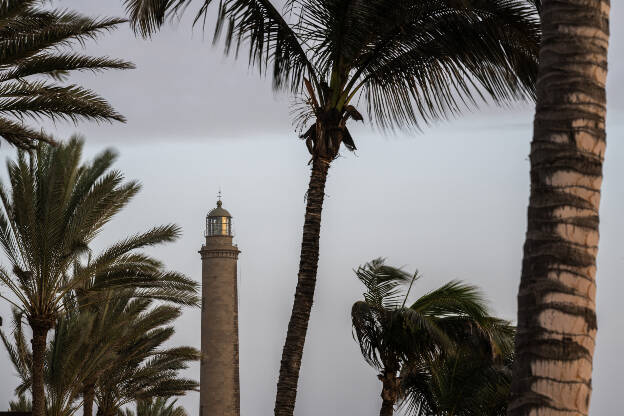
[
  {"x1": 350, "y1": 0, "x2": 539, "y2": 130},
  {"x1": 0, "y1": 53, "x2": 134, "y2": 82},
  {"x1": 352, "y1": 259, "x2": 514, "y2": 415},
  {"x1": 0, "y1": 81, "x2": 126, "y2": 123},
  {"x1": 125, "y1": 0, "x2": 318, "y2": 93},
  {"x1": 0, "y1": 5, "x2": 132, "y2": 148}
]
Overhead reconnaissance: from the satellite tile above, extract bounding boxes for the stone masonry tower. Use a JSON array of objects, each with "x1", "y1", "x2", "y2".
[{"x1": 199, "y1": 198, "x2": 240, "y2": 416}]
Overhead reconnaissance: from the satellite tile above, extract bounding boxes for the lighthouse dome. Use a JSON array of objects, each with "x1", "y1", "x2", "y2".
[{"x1": 208, "y1": 200, "x2": 231, "y2": 218}]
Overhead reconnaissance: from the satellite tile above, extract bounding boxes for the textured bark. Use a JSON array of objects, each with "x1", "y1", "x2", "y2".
[
  {"x1": 83, "y1": 384, "x2": 95, "y2": 416},
  {"x1": 274, "y1": 158, "x2": 330, "y2": 416},
  {"x1": 379, "y1": 399, "x2": 395, "y2": 416},
  {"x1": 378, "y1": 369, "x2": 400, "y2": 416},
  {"x1": 30, "y1": 319, "x2": 52, "y2": 416},
  {"x1": 508, "y1": 1, "x2": 609, "y2": 415}
]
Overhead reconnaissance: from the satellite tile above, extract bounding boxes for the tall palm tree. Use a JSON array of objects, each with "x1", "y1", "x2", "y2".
[
  {"x1": 508, "y1": 1, "x2": 610, "y2": 415},
  {"x1": 351, "y1": 259, "x2": 513, "y2": 416},
  {"x1": 0, "y1": 138, "x2": 197, "y2": 416},
  {"x1": 0, "y1": 0, "x2": 134, "y2": 149},
  {"x1": 123, "y1": 1, "x2": 540, "y2": 413}
]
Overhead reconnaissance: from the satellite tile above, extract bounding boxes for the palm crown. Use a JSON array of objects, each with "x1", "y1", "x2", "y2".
[
  {"x1": 94, "y1": 297, "x2": 199, "y2": 416},
  {"x1": 0, "y1": 137, "x2": 197, "y2": 328},
  {"x1": 128, "y1": 0, "x2": 539, "y2": 159},
  {"x1": 0, "y1": 0, "x2": 134, "y2": 149},
  {"x1": 351, "y1": 259, "x2": 514, "y2": 416},
  {"x1": 120, "y1": 397, "x2": 189, "y2": 416}
]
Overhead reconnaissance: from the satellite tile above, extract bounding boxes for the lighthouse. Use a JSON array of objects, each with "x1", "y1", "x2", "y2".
[{"x1": 199, "y1": 198, "x2": 241, "y2": 416}]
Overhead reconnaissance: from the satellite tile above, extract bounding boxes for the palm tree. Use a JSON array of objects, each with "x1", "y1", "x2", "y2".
[
  {"x1": 120, "y1": 397, "x2": 188, "y2": 416},
  {"x1": 401, "y1": 324, "x2": 514, "y2": 416},
  {"x1": 508, "y1": 1, "x2": 609, "y2": 415},
  {"x1": 1, "y1": 296, "x2": 198, "y2": 416},
  {"x1": 1, "y1": 307, "x2": 111, "y2": 416},
  {"x1": 0, "y1": 0, "x2": 134, "y2": 149},
  {"x1": 77, "y1": 289, "x2": 197, "y2": 416},
  {"x1": 94, "y1": 301, "x2": 199, "y2": 416},
  {"x1": 0, "y1": 138, "x2": 197, "y2": 416},
  {"x1": 8, "y1": 395, "x2": 32, "y2": 412},
  {"x1": 351, "y1": 259, "x2": 513, "y2": 416},
  {"x1": 123, "y1": 1, "x2": 540, "y2": 413}
]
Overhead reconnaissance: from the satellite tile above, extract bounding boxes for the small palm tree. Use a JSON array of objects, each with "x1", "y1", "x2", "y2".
[
  {"x1": 8, "y1": 394, "x2": 32, "y2": 412},
  {"x1": 1, "y1": 307, "x2": 111, "y2": 416},
  {"x1": 94, "y1": 301, "x2": 199, "y2": 416},
  {"x1": 401, "y1": 321, "x2": 514, "y2": 416},
  {"x1": 351, "y1": 259, "x2": 512, "y2": 416},
  {"x1": 1, "y1": 296, "x2": 198, "y2": 416},
  {"x1": 121, "y1": 397, "x2": 188, "y2": 416},
  {"x1": 122, "y1": 2, "x2": 540, "y2": 413},
  {"x1": 77, "y1": 286, "x2": 197, "y2": 416},
  {"x1": 0, "y1": 0, "x2": 134, "y2": 149},
  {"x1": 0, "y1": 138, "x2": 197, "y2": 416}
]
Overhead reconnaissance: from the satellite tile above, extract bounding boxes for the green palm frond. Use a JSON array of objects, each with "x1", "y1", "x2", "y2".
[
  {"x1": 352, "y1": 259, "x2": 515, "y2": 415},
  {"x1": 8, "y1": 394, "x2": 32, "y2": 412},
  {"x1": 0, "y1": 53, "x2": 134, "y2": 82},
  {"x1": 127, "y1": 0, "x2": 317, "y2": 92},
  {"x1": 0, "y1": 4, "x2": 133, "y2": 148},
  {"x1": 0, "y1": 81, "x2": 125, "y2": 123},
  {"x1": 400, "y1": 330, "x2": 514, "y2": 416},
  {"x1": 2, "y1": 288, "x2": 197, "y2": 416},
  {"x1": 95, "y1": 300, "x2": 199, "y2": 415},
  {"x1": 354, "y1": 0, "x2": 539, "y2": 130},
  {"x1": 354, "y1": 258, "x2": 414, "y2": 310},
  {"x1": 0, "y1": 309, "x2": 31, "y2": 392},
  {"x1": 123, "y1": 0, "x2": 538, "y2": 162},
  {"x1": 410, "y1": 281, "x2": 488, "y2": 320},
  {"x1": 0, "y1": 137, "x2": 198, "y2": 330},
  {"x1": 133, "y1": 397, "x2": 188, "y2": 416}
]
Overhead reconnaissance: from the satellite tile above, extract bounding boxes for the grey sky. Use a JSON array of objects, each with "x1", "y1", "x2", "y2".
[{"x1": 0, "y1": 1, "x2": 623, "y2": 415}]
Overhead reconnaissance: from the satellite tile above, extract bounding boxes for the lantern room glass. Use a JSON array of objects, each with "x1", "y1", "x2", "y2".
[{"x1": 206, "y1": 216, "x2": 231, "y2": 237}]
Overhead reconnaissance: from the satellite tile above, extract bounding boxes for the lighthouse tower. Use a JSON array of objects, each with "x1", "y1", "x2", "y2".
[{"x1": 199, "y1": 198, "x2": 241, "y2": 416}]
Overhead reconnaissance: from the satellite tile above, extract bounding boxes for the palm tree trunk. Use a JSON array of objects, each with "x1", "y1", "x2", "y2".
[
  {"x1": 379, "y1": 400, "x2": 395, "y2": 416},
  {"x1": 83, "y1": 384, "x2": 95, "y2": 416},
  {"x1": 508, "y1": 1, "x2": 609, "y2": 415},
  {"x1": 274, "y1": 157, "x2": 331, "y2": 416},
  {"x1": 30, "y1": 320, "x2": 51, "y2": 416},
  {"x1": 379, "y1": 369, "x2": 399, "y2": 416}
]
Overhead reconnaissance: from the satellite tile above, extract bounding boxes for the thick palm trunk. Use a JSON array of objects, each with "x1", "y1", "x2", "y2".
[
  {"x1": 508, "y1": 1, "x2": 609, "y2": 415},
  {"x1": 274, "y1": 157, "x2": 331, "y2": 416},
  {"x1": 30, "y1": 320, "x2": 51, "y2": 416},
  {"x1": 378, "y1": 369, "x2": 399, "y2": 416},
  {"x1": 379, "y1": 400, "x2": 395, "y2": 416},
  {"x1": 83, "y1": 384, "x2": 95, "y2": 416}
]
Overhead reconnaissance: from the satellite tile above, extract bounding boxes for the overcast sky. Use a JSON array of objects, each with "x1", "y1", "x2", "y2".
[{"x1": 0, "y1": 1, "x2": 623, "y2": 415}]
